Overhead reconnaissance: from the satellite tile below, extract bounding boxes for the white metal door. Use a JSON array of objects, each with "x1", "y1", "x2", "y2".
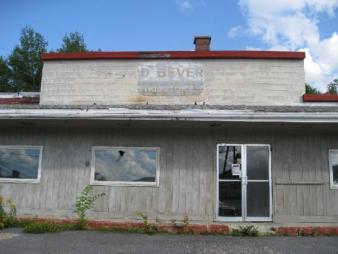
[{"x1": 216, "y1": 144, "x2": 272, "y2": 222}]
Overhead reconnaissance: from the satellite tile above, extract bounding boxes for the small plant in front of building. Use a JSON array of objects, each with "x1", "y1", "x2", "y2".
[
  {"x1": 74, "y1": 185, "x2": 105, "y2": 230},
  {"x1": 182, "y1": 215, "x2": 189, "y2": 227},
  {"x1": 0, "y1": 195, "x2": 17, "y2": 229},
  {"x1": 170, "y1": 219, "x2": 177, "y2": 227},
  {"x1": 168, "y1": 216, "x2": 190, "y2": 234},
  {"x1": 136, "y1": 211, "x2": 159, "y2": 234},
  {"x1": 231, "y1": 225, "x2": 259, "y2": 236},
  {"x1": 24, "y1": 221, "x2": 63, "y2": 234}
]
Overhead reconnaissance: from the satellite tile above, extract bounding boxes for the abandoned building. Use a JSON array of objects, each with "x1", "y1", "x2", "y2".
[{"x1": 0, "y1": 36, "x2": 338, "y2": 224}]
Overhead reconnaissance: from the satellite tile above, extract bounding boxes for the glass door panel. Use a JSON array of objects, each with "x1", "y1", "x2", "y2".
[
  {"x1": 219, "y1": 182, "x2": 242, "y2": 217},
  {"x1": 246, "y1": 182, "x2": 270, "y2": 217},
  {"x1": 217, "y1": 144, "x2": 242, "y2": 220},
  {"x1": 246, "y1": 145, "x2": 271, "y2": 220},
  {"x1": 246, "y1": 145, "x2": 269, "y2": 180},
  {"x1": 218, "y1": 145, "x2": 242, "y2": 180}
]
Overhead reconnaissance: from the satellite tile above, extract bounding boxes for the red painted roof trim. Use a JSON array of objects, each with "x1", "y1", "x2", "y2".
[
  {"x1": 42, "y1": 51, "x2": 305, "y2": 61},
  {"x1": 0, "y1": 97, "x2": 39, "y2": 105},
  {"x1": 303, "y1": 94, "x2": 338, "y2": 102}
]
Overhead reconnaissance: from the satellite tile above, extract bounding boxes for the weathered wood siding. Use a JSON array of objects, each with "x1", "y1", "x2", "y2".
[{"x1": 0, "y1": 125, "x2": 337, "y2": 223}]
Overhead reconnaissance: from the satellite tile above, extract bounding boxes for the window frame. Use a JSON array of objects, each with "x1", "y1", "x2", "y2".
[
  {"x1": 0, "y1": 145, "x2": 43, "y2": 184},
  {"x1": 90, "y1": 146, "x2": 160, "y2": 187},
  {"x1": 329, "y1": 149, "x2": 338, "y2": 189}
]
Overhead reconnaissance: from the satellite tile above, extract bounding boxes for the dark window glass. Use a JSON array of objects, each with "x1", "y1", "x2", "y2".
[
  {"x1": 218, "y1": 182, "x2": 242, "y2": 217},
  {"x1": 246, "y1": 182, "x2": 270, "y2": 217},
  {"x1": 94, "y1": 147, "x2": 158, "y2": 182},
  {"x1": 0, "y1": 147, "x2": 41, "y2": 180},
  {"x1": 218, "y1": 145, "x2": 242, "y2": 180},
  {"x1": 330, "y1": 151, "x2": 338, "y2": 185}
]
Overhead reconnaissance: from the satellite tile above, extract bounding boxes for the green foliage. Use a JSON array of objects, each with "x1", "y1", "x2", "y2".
[
  {"x1": 58, "y1": 32, "x2": 87, "y2": 53},
  {"x1": 170, "y1": 216, "x2": 190, "y2": 229},
  {"x1": 24, "y1": 222, "x2": 63, "y2": 233},
  {"x1": 182, "y1": 215, "x2": 189, "y2": 226},
  {"x1": 0, "y1": 27, "x2": 89, "y2": 92},
  {"x1": 0, "y1": 195, "x2": 17, "y2": 229},
  {"x1": 327, "y1": 79, "x2": 338, "y2": 95},
  {"x1": 0, "y1": 57, "x2": 15, "y2": 92},
  {"x1": 231, "y1": 225, "x2": 259, "y2": 236},
  {"x1": 136, "y1": 212, "x2": 159, "y2": 234},
  {"x1": 305, "y1": 83, "x2": 321, "y2": 95},
  {"x1": 97, "y1": 225, "x2": 152, "y2": 234},
  {"x1": 7, "y1": 26, "x2": 47, "y2": 92},
  {"x1": 74, "y1": 185, "x2": 105, "y2": 229}
]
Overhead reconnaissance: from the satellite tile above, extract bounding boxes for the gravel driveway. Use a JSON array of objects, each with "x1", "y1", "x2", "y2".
[{"x1": 1, "y1": 228, "x2": 338, "y2": 254}]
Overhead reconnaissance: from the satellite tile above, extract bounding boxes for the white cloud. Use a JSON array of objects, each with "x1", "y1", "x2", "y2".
[
  {"x1": 228, "y1": 26, "x2": 243, "y2": 38},
  {"x1": 0, "y1": 148, "x2": 40, "y2": 178},
  {"x1": 176, "y1": 0, "x2": 204, "y2": 13},
  {"x1": 232, "y1": 0, "x2": 338, "y2": 91},
  {"x1": 95, "y1": 148, "x2": 157, "y2": 182}
]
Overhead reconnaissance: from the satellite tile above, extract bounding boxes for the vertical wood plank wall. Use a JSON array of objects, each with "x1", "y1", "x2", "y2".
[{"x1": 0, "y1": 125, "x2": 337, "y2": 223}]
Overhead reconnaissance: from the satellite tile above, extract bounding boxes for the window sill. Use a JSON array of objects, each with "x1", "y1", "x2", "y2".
[
  {"x1": 90, "y1": 181, "x2": 159, "y2": 187},
  {"x1": 0, "y1": 178, "x2": 40, "y2": 184}
]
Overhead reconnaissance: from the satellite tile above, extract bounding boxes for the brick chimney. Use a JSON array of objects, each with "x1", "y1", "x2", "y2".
[{"x1": 194, "y1": 36, "x2": 211, "y2": 51}]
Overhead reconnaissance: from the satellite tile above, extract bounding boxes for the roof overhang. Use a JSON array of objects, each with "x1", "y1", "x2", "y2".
[{"x1": 1, "y1": 108, "x2": 338, "y2": 123}]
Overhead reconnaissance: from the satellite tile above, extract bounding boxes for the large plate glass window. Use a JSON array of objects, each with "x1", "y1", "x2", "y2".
[
  {"x1": 91, "y1": 147, "x2": 160, "y2": 186},
  {"x1": 329, "y1": 149, "x2": 338, "y2": 189},
  {"x1": 0, "y1": 146, "x2": 43, "y2": 183}
]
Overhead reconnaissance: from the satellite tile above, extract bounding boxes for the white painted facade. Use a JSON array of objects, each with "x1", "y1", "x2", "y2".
[{"x1": 40, "y1": 59, "x2": 305, "y2": 106}]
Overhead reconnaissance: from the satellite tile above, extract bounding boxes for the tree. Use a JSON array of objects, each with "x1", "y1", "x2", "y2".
[
  {"x1": 58, "y1": 32, "x2": 87, "y2": 53},
  {"x1": 0, "y1": 57, "x2": 14, "y2": 92},
  {"x1": 327, "y1": 79, "x2": 338, "y2": 95},
  {"x1": 8, "y1": 26, "x2": 48, "y2": 92},
  {"x1": 305, "y1": 83, "x2": 320, "y2": 95}
]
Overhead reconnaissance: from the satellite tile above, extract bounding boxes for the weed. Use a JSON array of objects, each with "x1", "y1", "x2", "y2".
[
  {"x1": 231, "y1": 225, "x2": 259, "y2": 236},
  {"x1": 24, "y1": 222, "x2": 63, "y2": 234},
  {"x1": 312, "y1": 227, "x2": 319, "y2": 236},
  {"x1": 170, "y1": 219, "x2": 177, "y2": 226},
  {"x1": 182, "y1": 215, "x2": 189, "y2": 226},
  {"x1": 136, "y1": 212, "x2": 159, "y2": 235},
  {"x1": 74, "y1": 185, "x2": 105, "y2": 229},
  {"x1": 0, "y1": 194, "x2": 17, "y2": 229}
]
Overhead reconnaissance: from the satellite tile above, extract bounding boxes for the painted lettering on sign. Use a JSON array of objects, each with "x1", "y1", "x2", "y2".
[{"x1": 138, "y1": 62, "x2": 204, "y2": 96}]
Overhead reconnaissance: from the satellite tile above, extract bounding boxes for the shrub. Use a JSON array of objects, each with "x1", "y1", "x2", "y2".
[
  {"x1": 0, "y1": 195, "x2": 17, "y2": 229},
  {"x1": 231, "y1": 225, "x2": 259, "y2": 236},
  {"x1": 74, "y1": 185, "x2": 105, "y2": 229}
]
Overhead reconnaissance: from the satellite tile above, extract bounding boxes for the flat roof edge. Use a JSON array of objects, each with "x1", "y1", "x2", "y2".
[
  {"x1": 42, "y1": 51, "x2": 305, "y2": 61},
  {"x1": 0, "y1": 108, "x2": 337, "y2": 123}
]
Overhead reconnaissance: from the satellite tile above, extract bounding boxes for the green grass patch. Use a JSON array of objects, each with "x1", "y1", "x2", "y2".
[
  {"x1": 231, "y1": 225, "x2": 259, "y2": 236},
  {"x1": 23, "y1": 221, "x2": 83, "y2": 234},
  {"x1": 24, "y1": 222, "x2": 63, "y2": 234}
]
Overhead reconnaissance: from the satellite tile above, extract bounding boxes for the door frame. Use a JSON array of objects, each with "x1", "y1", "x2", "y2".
[{"x1": 215, "y1": 143, "x2": 272, "y2": 222}]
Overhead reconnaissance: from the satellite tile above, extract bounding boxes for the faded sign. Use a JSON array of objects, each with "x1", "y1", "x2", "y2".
[{"x1": 138, "y1": 62, "x2": 204, "y2": 96}]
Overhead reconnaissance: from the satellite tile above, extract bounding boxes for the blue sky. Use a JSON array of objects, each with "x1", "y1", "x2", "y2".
[{"x1": 1, "y1": 0, "x2": 338, "y2": 90}]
